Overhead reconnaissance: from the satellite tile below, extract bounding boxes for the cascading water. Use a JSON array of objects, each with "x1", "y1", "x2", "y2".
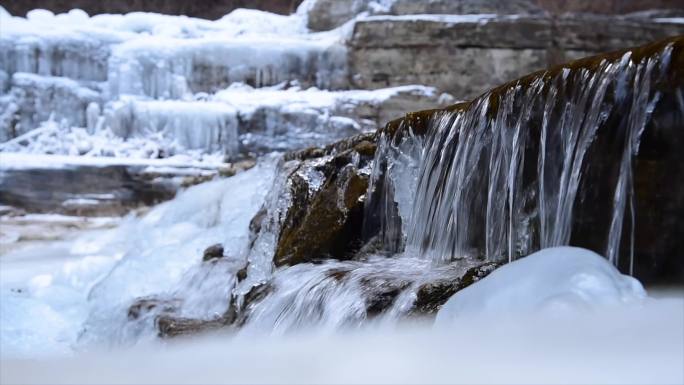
[{"x1": 367, "y1": 43, "x2": 677, "y2": 273}]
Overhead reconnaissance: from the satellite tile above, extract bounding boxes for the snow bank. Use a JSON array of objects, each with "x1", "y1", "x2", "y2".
[{"x1": 435, "y1": 247, "x2": 646, "y2": 326}]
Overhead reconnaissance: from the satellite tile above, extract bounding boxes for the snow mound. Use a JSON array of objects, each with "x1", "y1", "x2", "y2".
[{"x1": 435, "y1": 247, "x2": 646, "y2": 325}]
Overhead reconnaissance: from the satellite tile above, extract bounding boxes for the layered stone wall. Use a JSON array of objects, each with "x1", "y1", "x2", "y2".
[{"x1": 348, "y1": 15, "x2": 684, "y2": 99}]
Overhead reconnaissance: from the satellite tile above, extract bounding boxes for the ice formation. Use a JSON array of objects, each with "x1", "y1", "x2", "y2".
[
  {"x1": 0, "y1": 159, "x2": 276, "y2": 353},
  {"x1": 435, "y1": 246, "x2": 646, "y2": 325},
  {"x1": 0, "y1": 5, "x2": 403, "y2": 158}
]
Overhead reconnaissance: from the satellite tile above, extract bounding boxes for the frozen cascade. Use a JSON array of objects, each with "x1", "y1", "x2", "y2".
[
  {"x1": 65, "y1": 159, "x2": 276, "y2": 346},
  {"x1": 107, "y1": 36, "x2": 348, "y2": 99},
  {"x1": 105, "y1": 99, "x2": 239, "y2": 155},
  {"x1": 366, "y1": 43, "x2": 676, "y2": 271}
]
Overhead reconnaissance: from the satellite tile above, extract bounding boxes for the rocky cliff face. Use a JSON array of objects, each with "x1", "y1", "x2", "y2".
[{"x1": 348, "y1": 15, "x2": 684, "y2": 99}]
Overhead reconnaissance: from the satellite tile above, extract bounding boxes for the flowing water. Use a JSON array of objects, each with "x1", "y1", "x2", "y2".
[{"x1": 368, "y1": 44, "x2": 676, "y2": 271}]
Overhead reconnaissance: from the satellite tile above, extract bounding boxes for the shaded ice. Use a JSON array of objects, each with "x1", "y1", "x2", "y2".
[{"x1": 435, "y1": 246, "x2": 646, "y2": 326}]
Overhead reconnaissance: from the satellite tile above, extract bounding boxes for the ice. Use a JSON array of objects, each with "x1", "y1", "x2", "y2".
[
  {"x1": 105, "y1": 99, "x2": 239, "y2": 155},
  {"x1": 108, "y1": 34, "x2": 347, "y2": 99},
  {"x1": 1, "y1": 6, "x2": 454, "y2": 159},
  {"x1": 0, "y1": 6, "x2": 346, "y2": 94},
  {"x1": 78, "y1": 159, "x2": 276, "y2": 345},
  {"x1": 0, "y1": 73, "x2": 101, "y2": 140},
  {"x1": 435, "y1": 247, "x2": 646, "y2": 326},
  {"x1": 0, "y1": 159, "x2": 276, "y2": 354},
  {"x1": 2, "y1": 85, "x2": 449, "y2": 157}
]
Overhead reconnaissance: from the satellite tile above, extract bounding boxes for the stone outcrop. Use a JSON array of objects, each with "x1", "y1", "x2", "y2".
[
  {"x1": 0, "y1": 155, "x2": 251, "y2": 216},
  {"x1": 348, "y1": 14, "x2": 684, "y2": 99},
  {"x1": 304, "y1": 0, "x2": 684, "y2": 31},
  {"x1": 411, "y1": 262, "x2": 499, "y2": 315},
  {"x1": 249, "y1": 132, "x2": 377, "y2": 267}
]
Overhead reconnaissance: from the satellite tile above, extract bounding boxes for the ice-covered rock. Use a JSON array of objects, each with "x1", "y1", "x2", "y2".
[
  {"x1": 2, "y1": 85, "x2": 452, "y2": 157},
  {"x1": 435, "y1": 247, "x2": 647, "y2": 326},
  {"x1": 105, "y1": 99, "x2": 239, "y2": 155},
  {"x1": 0, "y1": 73, "x2": 100, "y2": 141}
]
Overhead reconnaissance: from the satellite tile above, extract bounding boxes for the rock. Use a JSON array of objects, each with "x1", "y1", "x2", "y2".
[
  {"x1": 411, "y1": 262, "x2": 500, "y2": 315},
  {"x1": 0, "y1": 154, "x2": 224, "y2": 216},
  {"x1": 388, "y1": 0, "x2": 545, "y2": 15},
  {"x1": 253, "y1": 132, "x2": 378, "y2": 267},
  {"x1": 233, "y1": 283, "x2": 273, "y2": 327},
  {"x1": 156, "y1": 315, "x2": 230, "y2": 338},
  {"x1": 361, "y1": 276, "x2": 411, "y2": 317},
  {"x1": 202, "y1": 243, "x2": 225, "y2": 262},
  {"x1": 304, "y1": 0, "x2": 370, "y2": 31},
  {"x1": 127, "y1": 297, "x2": 181, "y2": 321},
  {"x1": 349, "y1": 14, "x2": 684, "y2": 99}
]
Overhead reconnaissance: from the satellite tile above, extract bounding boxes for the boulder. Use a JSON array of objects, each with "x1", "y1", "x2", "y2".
[
  {"x1": 202, "y1": 243, "x2": 225, "y2": 262},
  {"x1": 248, "y1": 132, "x2": 378, "y2": 267}
]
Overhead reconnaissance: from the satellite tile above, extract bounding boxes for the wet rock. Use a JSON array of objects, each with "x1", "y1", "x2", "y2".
[
  {"x1": 156, "y1": 315, "x2": 229, "y2": 338},
  {"x1": 249, "y1": 132, "x2": 379, "y2": 267},
  {"x1": 236, "y1": 264, "x2": 249, "y2": 282},
  {"x1": 361, "y1": 277, "x2": 411, "y2": 317},
  {"x1": 127, "y1": 297, "x2": 181, "y2": 321},
  {"x1": 411, "y1": 262, "x2": 500, "y2": 315},
  {"x1": 233, "y1": 283, "x2": 273, "y2": 327},
  {"x1": 202, "y1": 243, "x2": 224, "y2": 262}
]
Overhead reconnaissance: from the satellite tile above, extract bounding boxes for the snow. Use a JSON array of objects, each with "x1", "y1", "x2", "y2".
[
  {"x1": 2, "y1": 293, "x2": 682, "y2": 384},
  {"x1": 361, "y1": 13, "x2": 498, "y2": 23},
  {"x1": 435, "y1": 247, "x2": 646, "y2": 326},
  {"x1": 655, "y1": 17, "x2": 684, "y2": 24},
  {"x1": 0, "y1": 151, "x2": 225, "y2": 171}
]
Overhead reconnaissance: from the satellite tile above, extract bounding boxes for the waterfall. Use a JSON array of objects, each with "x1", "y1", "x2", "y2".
[{"x1": 367, "y1": 43, "x2": 676, "y2": 271}]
